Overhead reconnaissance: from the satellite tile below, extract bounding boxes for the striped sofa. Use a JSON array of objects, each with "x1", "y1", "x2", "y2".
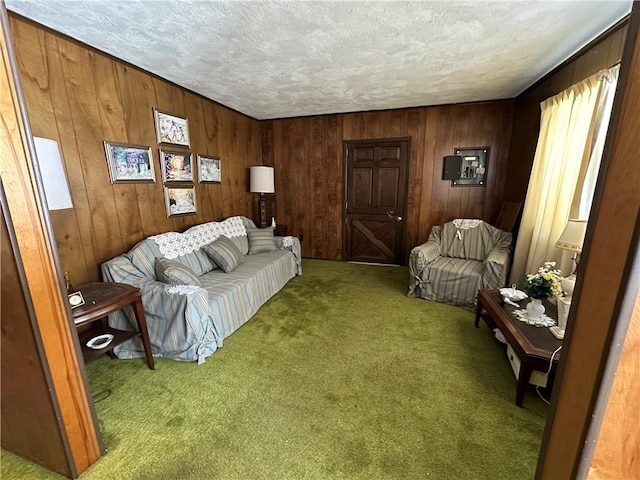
[
  {"x1": 407, "y1": 219, "x2": 512, "y2": 310},
  {"x1": 101, "y1": 216, "x2": 301, "y2": 364}
]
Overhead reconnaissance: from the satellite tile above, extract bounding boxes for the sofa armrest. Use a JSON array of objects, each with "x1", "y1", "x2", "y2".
[
  {"x1": 408, "y1": 240, "x2": 441, "y2": 297},
  {"x1": 101, "y1": 254, "x2": 148, "y2": 283},
  {"x1": 102, "y1": 258, "x2": 221, "y2": 364},
  {"x1": 276, "y1": 236, "x2": 302, "y2": 275}
]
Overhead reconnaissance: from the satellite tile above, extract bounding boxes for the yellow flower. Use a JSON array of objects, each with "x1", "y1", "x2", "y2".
[{"x1": 519, "y1": 261, "x2": 564, "y2": 299}]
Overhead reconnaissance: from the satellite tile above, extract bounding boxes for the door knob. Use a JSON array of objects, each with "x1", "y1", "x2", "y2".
[{"x1": 396, "y1": 216, "x2": 403, "y2": 222}]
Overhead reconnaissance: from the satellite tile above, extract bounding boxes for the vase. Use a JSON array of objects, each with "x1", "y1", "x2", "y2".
[{"x1": 526, "y1": 298, "x2": 545, "y2": 320}]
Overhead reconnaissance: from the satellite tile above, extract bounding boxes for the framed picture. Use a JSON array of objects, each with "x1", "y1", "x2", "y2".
[
  {"x1": 197, "y1": 155, "x2": 221, "y2": 183},
  {"x1": 153, "y1": 108, "x2": 190, "y2": 147},
  {"x1": 164, "y1": 185, "x2": 197, "y2": 217},
  {"x1": 160, "y1": 150, "x2": 193, "y2": 182},
  {"x1": 103, "y1": 141, "x2": 155, "y2": 183}
]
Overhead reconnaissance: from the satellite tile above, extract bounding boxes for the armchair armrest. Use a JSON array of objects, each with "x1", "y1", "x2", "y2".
[
  {"x1": 482, "y1": 243, "x2": 512, "y2": 290},
  {"x1": 411, "y1": 240, "x2": 441, "y2": 266},
  {"x1": 408, "y1": 240, "x2": 441, "y2": 297}
]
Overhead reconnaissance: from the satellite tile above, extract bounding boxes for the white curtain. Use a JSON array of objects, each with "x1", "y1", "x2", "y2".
[
  {"x1": 510, "y1": 66, "x2": 620, "y2": 283},
  {"x1": 577, "y1": 65, "x2": 620, "y2": 219}
]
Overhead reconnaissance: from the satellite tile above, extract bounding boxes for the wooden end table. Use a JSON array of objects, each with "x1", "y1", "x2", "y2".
[
  {"x1": 475, "y1": 289, "x2": 561, "y2": 407},
  {"x1": 274, "y1": 224, "x2": 287, "y2": 236},
  {"x1": 72, "y1": 282, "x2": 154, "y2": 370}
]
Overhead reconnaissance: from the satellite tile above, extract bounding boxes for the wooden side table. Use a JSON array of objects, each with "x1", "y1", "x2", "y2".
[
  {"x1": 475, "y1": 289, "x2": 561, "y2": 406},
  {"x1": 72, "y1": 283, "x2": 154, "y2": 370},
  {"x1": 274, "y1": 224, "x2": 287, "y2": 236}
]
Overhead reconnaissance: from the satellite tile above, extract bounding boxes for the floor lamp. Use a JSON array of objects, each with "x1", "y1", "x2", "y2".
[
  {"x1": 551, "y1": 219, "x2": 587, "y2": 339},
  {"x1": 249, "y1": 166, "x2": 274, "y2": 228}
]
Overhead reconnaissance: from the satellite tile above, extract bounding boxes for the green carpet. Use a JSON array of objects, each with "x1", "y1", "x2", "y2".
[{"x1": 2, "y1": 259, "x2": 547, "y2": 479}]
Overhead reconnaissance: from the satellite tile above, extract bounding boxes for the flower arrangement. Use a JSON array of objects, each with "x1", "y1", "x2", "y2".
[{"x1": 519, "y1": 261, "x2": 563, "y2": 299}]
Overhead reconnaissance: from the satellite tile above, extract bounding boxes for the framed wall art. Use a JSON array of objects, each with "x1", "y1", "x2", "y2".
[
  {"x1": 164, "y1": 185, "x2": 197, "y2": 217},
  {"x1": 197, "y1": 155, "x2": 221, "y2": 183},
  {"x1": 103, "y1": 141, "x2": 155, "y2": 183},
  {"x1": 160, "y1": 150, "x2": 193, "y2": 182},
  {"x1": 153, "y1": 108, "x2": 190, "y2": 148}
]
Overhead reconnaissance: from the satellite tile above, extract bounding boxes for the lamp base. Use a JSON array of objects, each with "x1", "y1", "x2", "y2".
[
  {"x1": 549, "y1": 326, "x2": 565, "y2": 340},
  {"x1": 257, "y1": 193, "x2": 267, "y2": 228}
]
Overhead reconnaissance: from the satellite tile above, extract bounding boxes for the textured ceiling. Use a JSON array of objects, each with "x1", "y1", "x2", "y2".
[{"x1": 6, "y1": 1, "x2": 632, "y2": 120}]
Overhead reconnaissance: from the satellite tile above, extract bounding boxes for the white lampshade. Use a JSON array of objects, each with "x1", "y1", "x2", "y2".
[
  {"x1": 249, "y1": 166, "x2": 275, "y2": 194},
  {"x1": 33, "y1": 137, "x2": 73, "y2": 210},
  {"x1": 556, "y1": 219, "x2": 587, "y2": 252}
]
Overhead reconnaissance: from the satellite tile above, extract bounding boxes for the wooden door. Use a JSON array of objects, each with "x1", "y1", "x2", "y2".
[
  {"x1": 1, "y1": 5, "x2": 102, "y2": 476},
  {"x1": 344, "y1": 139, "x2": 409, "y2": 264}
]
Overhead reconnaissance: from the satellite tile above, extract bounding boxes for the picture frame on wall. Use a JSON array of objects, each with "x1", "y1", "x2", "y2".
[
  {"x1": 153, "y1": 108, "x2": 190, "y2": 148},
  {"x1": 160, "y1": 150, "x2": 193, "y2": 182},
  {"x1": 197, "y1": 155, "x2": 221, "y2": 183},
  {"x1": 103, "y1": 141, "x2": 155, "y2": 183},
  {"x1": 164, "y1": 185, "x2": 197, "y2": 217}
]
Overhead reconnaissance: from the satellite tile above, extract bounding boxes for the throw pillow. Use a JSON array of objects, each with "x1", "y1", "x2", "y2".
[
  {"x1": 246, "y1": 227, "x2": 277, "y2": 254},
  {"x1": 155, "y1": 258, "x2": 201, "y2": 286},
  {"x1": 202, "y1": 236, "x2": 244, "y2": 273},
  {"x1": 228, "y1": 234, "x2": 249, "y2": 256}
]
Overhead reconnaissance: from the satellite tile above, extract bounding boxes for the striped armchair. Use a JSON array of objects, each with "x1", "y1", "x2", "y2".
[{"x1": 407, "y1": 219, "x2": 512, "y2": 310}]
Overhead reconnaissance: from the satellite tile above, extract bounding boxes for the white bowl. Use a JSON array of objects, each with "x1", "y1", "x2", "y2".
[
  {"x1": 86, "y1": 333, "x2": 114, "y2": 350},
  {"x1": 499, "y1": 287, "x2": 527, "y2": 302}
]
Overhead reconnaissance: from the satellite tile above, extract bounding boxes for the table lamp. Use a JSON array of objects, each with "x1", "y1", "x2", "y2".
[
  {"x1": 249, "y1": 166, "x2": 274, "y2": 228},
  {"x1": 551, "y1": 219, "x2": 587, "y2": 339}
]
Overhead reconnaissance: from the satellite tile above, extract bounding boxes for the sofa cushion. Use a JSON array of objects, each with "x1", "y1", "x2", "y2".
[
  {"x1": 423, "y1": 256, "x2": 484, "y2": 307},
  {"x1": 202, "y1": 236, "x2": 244, "y2": 273},
  {"x1": 125, "y1": 239, "x2": 164, "y2": 279},
  {"x1": 127, "y1": 236, "x2": 217, "y2": 279},
  {"x1": 155, "y1": 258, "x2": 202, "y2": 286},
  {"x1": 198, "y1": 249, "x2": 298, "y2": 339},
  {"x1": 247, "y1": 227, "x2": 277, "y2": 254}
]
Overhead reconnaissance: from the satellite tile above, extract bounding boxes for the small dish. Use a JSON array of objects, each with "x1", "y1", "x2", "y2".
[
  {"x1": 499, "y1": 287, "x2": 527, "y2": 303},
  {"x1": 86, "y1": 333, "x2": 114, "y2": 350}
]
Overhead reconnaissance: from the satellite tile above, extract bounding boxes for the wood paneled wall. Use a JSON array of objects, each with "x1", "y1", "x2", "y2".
[
  {"x1": 9, "y1": 15, "x2": 261, "y2": 285},
  {"x1": 507, "y1": 23, "x2": 628, "y2": 203},
  {"x1": 261, "y1": 102, "x2": 514, "y2": 261},
  {"x1": 10, "y1": 13, "x2": 625, "y2": 277}
]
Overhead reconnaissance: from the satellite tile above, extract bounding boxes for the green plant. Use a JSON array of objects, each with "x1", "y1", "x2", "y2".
[{"x1": 519, "y1": 261, "x2": 563, "y2": 299}]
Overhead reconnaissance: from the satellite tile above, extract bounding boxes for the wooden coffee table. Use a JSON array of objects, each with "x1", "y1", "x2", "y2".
[{"x1": 475, "y1": 289, "x2": 562, "y2": 406}]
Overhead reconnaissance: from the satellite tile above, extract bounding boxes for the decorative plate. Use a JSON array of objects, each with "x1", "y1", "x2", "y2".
[{"x1": 86, "y1": 333, "x2": 114, "y2": 350}]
